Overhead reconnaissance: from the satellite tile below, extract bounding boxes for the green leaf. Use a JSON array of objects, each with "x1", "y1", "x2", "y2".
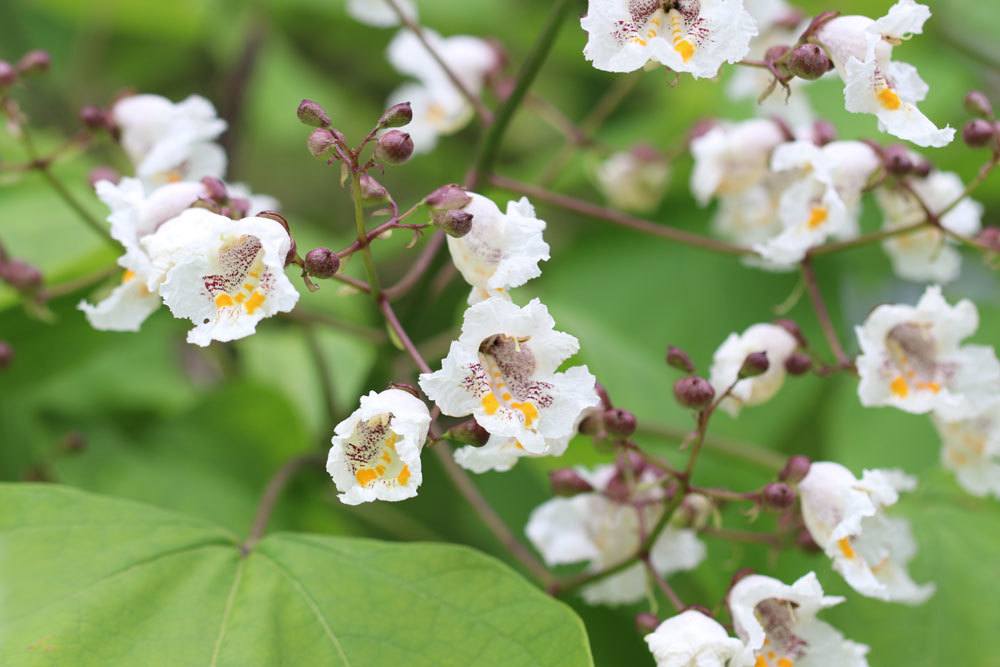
[{"x1": 0, "y1": 484, "x2": 593, "y2": 667}]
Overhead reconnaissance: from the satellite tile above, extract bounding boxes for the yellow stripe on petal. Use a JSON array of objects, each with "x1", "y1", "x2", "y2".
[
  {"x1": 214, "y1": 293, "x2": 235, "y2": 308},
  {"x1": 674, "y1": 39, "x2": 695, "y2": 62},
  {"x1": 244, "y1": 291, "x2": 265, "y2": 315},
  {"x1": 807, "y1": 206, "x2": 828, "y2": 229},
  {"x1": 877, "y1": 88, "x2": 901, "y2": 110}
]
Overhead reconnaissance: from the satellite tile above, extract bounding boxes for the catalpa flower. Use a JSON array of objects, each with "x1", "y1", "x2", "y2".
[
  {"x1": 709, "y1": 323, "x2": 798, "y2": 415},
  {"x1": 419, "y1": 297, "x2": 598, "y2": 453},
  {"x1": 691, "y1": 119, "x2": 787, "y2": 205},
  {"x1": 112, "y1": 94, "x2": 227, "y2": 186},
  {"x1": 453, "y1": 430, "x2": 575, "y2": 474},
  {"x1": 855, "y1": 286, "x2": 1000, "y2": 419},
  {"x1": 877, "y1": 171, "x2": 983, "y2": 284},
  {"x1": 817, "y1": 1, "x2": 954, "y2": 147},
  {"x1": 799, "y1": 462, "x2": 935, "y2": 604},
  {"x1": 526, "y1": 464, "x2": 706, "y2": 605},
  {"x1": 729, "y1": 572, "x2": 870, "y2": 666},
  {"x1": 594, "y1": 145, "x2": 671, "y2": 213},
  {"x1": 644, "y1": 609, "x2": 745, "y2": 667},
  {"x1": 933, "y1": 403, "x2": 1000, "y2": 500},
  {"x1": 142, "y1": 208, "x2": 299, "y2": 346},
  {"x1": 754, "y1": 141, "x2": 880, "y2": 265},
  {"x1": 446, "y1": 194, "x2": 550, "y2": 304},
  {"x1": 326, "y1": 388, "x2": 431, "y2": 505},
  {"x1": 346, "y1": 0, "x2": 416, "y2": 27},
  {"x1": 582, "y1": 0, "x2": 757, "y2": 79},
  {"x1": 78, "y1": 177, "x2": 205, "y2": 332},
  {"x1": 387, "y1": 29, "x2": 498, "y2": 154},
  {"x1": 712, "y1": 178, "x2": 785, "y2": 251}
]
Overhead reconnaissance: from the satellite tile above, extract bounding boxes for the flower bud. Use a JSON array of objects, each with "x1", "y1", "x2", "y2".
[
  {"x1": 786, "y1": 44, "x2": 832, "y2": 80},
  {"x1": 0, "y1": 340, "x2": 13, "y2": 370},
  {"x1": 673, "y1": 376, "x2": 715, "y2": 409},
  {"x1": 977, "y1": 226, "x2": 1000, "y2": 252},
  {"x1": 634, "y1": 612, "x2": 660, "y2": 635},
  {"x1": 964, "y1": 90, "x2": 993, "y2": 119},
  {"x1": 784, "y1": 351, "x2": 812, "y2": 376},
  {"x1": 764, "y1": 44, "x2": 790, "y2": 73},
  {"x1": 88, "y1": 166, "x2": 120, "y2": 188},
  {"x1": 811, "y1": 120, "x2": 836, "y2": 146},
  {"x1": 796, "y1": 528, "x2": 821, "y2": 553},
  {"x1": 0, "y1": 259, "x2": 42, "y2": 291},
  {"x1": 379, "y1": 101, "x2": 413, "y2": 129},
  {"x1": 446, "y1": 418, "x2": 490, "y2": 447},
  {"x1": 425, "y1": 183, "x2": 471, "y2": 211},
  {"x1": 911, "y1": 156, "x2": 932, "y2": 177},
  {"x1": 0, "y1": 61, "x2": 16, "y2": 87},
  {"x1": 676, "y1": 492, "x2": 714, "y2": 530},
  {"x1": 603, "y1": 408, "x2": 637, "y2": 437},
  {"x1": 17, "y1": 50, "x2": 51, "y2": 75},
  {"x1": 359, "y1": 173, "x2": 389, "y2": 203},
  {"x1": 549, "y1": 468, "x2": 594, "y2": 497},
  {"x1": 201, "y1": 176, "x2": 228, "y2": 202},
  {"x1": 779, "y1": 454, "x2": 811, "y2": 483},
  {"x1": 432, "y1": 209, "x2": 473, "y2": 238},
  {"x1": 882, "y1": 144, "x2": 913, "y2": 175},
  {"x1": 762, "y1": 482, "x2": 795, "y2": 510},
  {"x1": 79, "y1": 106, "x2": 107, "y2": 130},
  {"x1": 665, "y1": 345, "x2": 695, "y2": 373},
  {"x1": 739, "y1": 351, "x2": 769, "y2": 378},
  {"x1": 688, "y1": 118, "x2": 718, "y2": 142},
  {"x1": 962, "y1": 119, "x2": 996, "y2": 147},
  {"x1": 296, "y1": 98, "x2": 330, "y2": 128},
  {"x1": 304, "y1": 247, "x2": 340, "y2": 278},
  {"x1": 375, "y1": 130, "x2": 414, "y2": 165},
  {"x1": 773, "y1": 318, "x2": 806, "y2": 347},
  {"x1": 307, "y1": 128, "x2": 338, "y2": 158},
  {"x1": 229, "y1": 198, "x2": 250, "y2": 219}
]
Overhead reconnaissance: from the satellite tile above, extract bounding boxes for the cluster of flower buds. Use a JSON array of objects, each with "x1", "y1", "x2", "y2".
[
  {"x1": 577, "y1": 383, "x2": 637, "y2": 440},
  {"x1": 0, "y1": 49, "x2": 51, "y2": 90},
  {"x1": 0, "y1": 247, "x2": 42, "y2": 296},
  {"x1": 667, "y1": 344, "x2": 715, "y2": 410},
  {"x1": 425, "y1": 184, "x2": 473, "y2": 238},
  {"x1": 961, "y1": 91, "x2": 999, "y2": 150}
]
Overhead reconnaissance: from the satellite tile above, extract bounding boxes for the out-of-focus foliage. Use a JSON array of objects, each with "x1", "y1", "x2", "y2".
[{"x1": 1, "y1": 1, "x2": 999, "y2": 665}]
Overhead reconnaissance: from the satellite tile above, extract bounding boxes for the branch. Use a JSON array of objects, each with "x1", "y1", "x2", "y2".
[
  {"x1": 800, "y1": 257, "x2": 851, "y2": 368},
  {"x1": 383, "y1": 230, "x2": 446, "y2": 301},
  {"x1": 635, "y1": 422, "x2": 786, "y2": 471},
  {"x1": 242, "y1": 452, "x2": 326, "y2": 554}
]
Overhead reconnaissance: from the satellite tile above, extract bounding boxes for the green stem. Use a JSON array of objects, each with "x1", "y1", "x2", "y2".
[{"x1": 350, "y1": 172, "x2": 382, "y2": 300}]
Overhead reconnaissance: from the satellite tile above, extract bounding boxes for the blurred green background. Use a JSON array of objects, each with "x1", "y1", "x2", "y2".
[{"x1": 1, "y1": 0, "x2": 999, "y2": 664}]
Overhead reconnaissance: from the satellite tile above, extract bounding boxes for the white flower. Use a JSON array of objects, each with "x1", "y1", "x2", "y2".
[
  {"x1": 581, "y1": 0, "x2": 757, "y2": 78},
  {"x1": 386, "y1": 29, "x2": 498, "y2": 154},
  {"x1": 712, "y1": 178, "x2": 785, "y2": 249},
  {"x1": 594, "y1": 145, "x2": 671, "y2": 213},
  {"x1": 799, "y1": 462, "x2": 935, "y2": 604},
  {"x1": 112, "y1": 94, "x2": 227, "y2": 186},
  {"x1": 526, "y1": 464, "x2": 706, "y2": 605},
  {"x1": 326, "y1": 388, "x2": 431, "y2": 505},
  {"x1": 817, "y1": 2, "x2": 953, "y2": 147},
  {"x1": 78, "y1": 177, "x2": 205, "y2": 331},
  {"x1": 691, "y1": 119, "x2": 787, "y2": 205},
  {"x1": 855, "y1": 285, "x2": 1000, "y2": 419},
  {"x1": 754, "y1": 141, "x2": 880, "y2": 265},
  {"x1": 709, "y1": 323, "x2": 798, "y2": 415},
  {"x1": 446, "y1": 194, "x2": 550, "y2": 304},
  {"x1": 878, "y1": 171, "x2": 983, "y2": 284},
  {"x1": 419, "y1": 298, "x2": 599, "y2": 455},
  {"x1": 346, "y1": 0, "x2": 416, "y2": 27},
  {"x1": 934, "y1": 403, "x2": 1000, "y2": 499},
  {"x1": 729, "y1": 572, "x2": 870, "y2": 666},
  {"x1": 644, "y1": 610, "x2": 745, "y2": 667},
  {"x1": 454, "y1": 430, "x2": 575, "y2": 474},
  {"x1": 142, "y1": 208, "x2": 299, "y2": 346}
]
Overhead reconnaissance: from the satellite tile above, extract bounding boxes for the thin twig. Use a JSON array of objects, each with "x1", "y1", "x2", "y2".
[
  {"x1": 350, "y1": 172, "x2": 382, "y2": 300},
  {"x1": 282, "y1": 308, "x2": 386, "y2": 343},
  {"x1": 642, "y1": 556, "x2": 685, "y2": 612},
  {"x1": 800, "y1": 257, "x2": 850, "y2": 368},
  {"x1": 636, "y1": 422, "x2": 786, "y2": 471},
  {"x1": 242, "y1": 452, "x2": 326, "y2": 554},
  {"x1": 383, "y1": 231, "x2": 445, "y2": 301},
  {"x1": 38, "y1": 265, "x2": 119, "y2": 300}
]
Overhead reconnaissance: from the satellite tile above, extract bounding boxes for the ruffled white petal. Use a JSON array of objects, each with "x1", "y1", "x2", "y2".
[
  {"x1": 645, "y1": 610, "x2": 745, "y2": 667},
  {"x1": 346, "y1": 0, "x2": 416, "y2": 27},
  {"x1": 709, "y1": 323, "x2": 798, "y2": 415}
]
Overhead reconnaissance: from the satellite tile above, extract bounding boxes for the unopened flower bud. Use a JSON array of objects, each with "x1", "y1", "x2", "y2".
[
  {"x1": 577, "y1": 407, "x2": 604, "y2": 436},
  {"x1": 379, "y1": 101, "x2": 413, "y2": 129},
  {"x1": 787, "y1": 44, "x2": 831, "y2": 80},
  {"x1": 88, "y1": 166, "x2": 120, "y2": 188},
  {"x1": 688, "y1": 118, "x2": 718, "y2": 142},
  {"x1": 595, "y1": 382, "x2": 613, "y2": 410},
  {"x1": 676, "y1": 493, "x2": 714, "y2": 530},
  {"x1": 779, "y1": 454, "x2": 811, "y2": 483},
  {"x1": 433, "y1": 209, "x2": 473, "y2": 238},
  {"x1": 307, "y1": 127, "x2": 338, "y2": 158},
  {"x1": 79, "y1": 106, "x2": 107, "y2": 130},
  {"x1": 911, "y1": 156, "x2": 932, "y2": 177},
  {"x1": 739, "y1": 351, "x2": 769, "y2": 378},
  {"x1": 964, "y1": 91, "x2": 993, "y2": 119},
  {"x1": 446, "y1": 418, "x2": 490, "y2": 447},
  {"x1": 304, "y1": 247, "x2": 340, "y2": 278},
  {"x1": 359, "y1": 173, "x2": 389, "y2": 203},
  {"x1": 0, "y1": 61, "x2": 16, "y2": 87},
  {"x1": 764, "y1": 44, "x2": 790, "y2": 69},
  {"x1": 0, "y1": 259, "x2": 42, "y2": 291},
  {"x1": 962, "y1": 119, "x2": 995, "y2": 147},
  {"x1": 811, "y1": 120, "x2": 836, "y2": 146},
  {"x1": 375, "y1": 130, "x2": 414, "y2": 165},
  {"x1": 634, "y1": 612, "x2": 660, "y2": 635},
  {"x1": 774, "y1": 318, "x2": 806, "y2": 347},
  {"x1": 784, "y1": 351, "x2": 812, "y2": 376},
  {"x1": 796, "y1": 528, "x2": 821, "y2": 553},
  {"x1": 762, "y1": 482, "x2": 795, "y2": 510},
  {"x1": 201, "y1": 176, "x2": 228, "y2": 202},
  {"x1": 17, "y1": 50, "x2": 51, "y2": 75},
  {"x1": 549, "y1": 468, "x2": 594, "y2": 497},
  {"x1": 673, "y1": 376, "x2": 715, "y2": 409},
  {"x1": 977, "y1": 226, "x2": 1000, "y2": 252},
  {"x1": 296, "y1": 98, "x2": 330, "y2": 128},
  {"x1": 882, "y1": 144, "x2": 913, "y2": 175},
  {"x1": 425, "y1": 183, "x2": 471, "y2": 211},
  {"x1": 666, "y1": 345, "x2": 695, "y2": 373},
  {"x1": 0, "y1": 340, "x2": 13, "y2": 370},
  {"x1": 604, "y1": 408, "x2": 637, "y2": 436}
]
